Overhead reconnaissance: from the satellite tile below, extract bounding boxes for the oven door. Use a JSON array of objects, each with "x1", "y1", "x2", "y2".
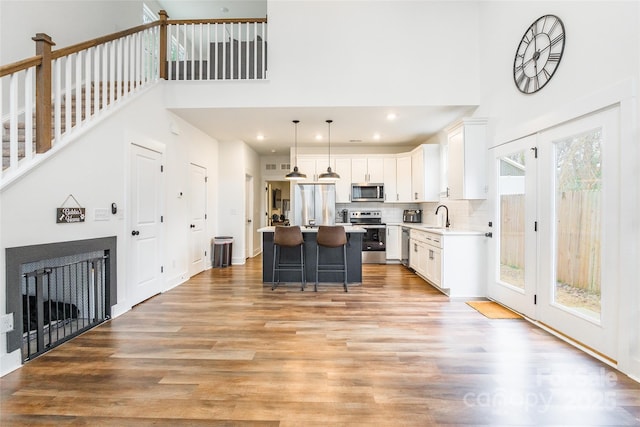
[{"x1": 361, "y1": 225, "x2": 386, "y2": 264}]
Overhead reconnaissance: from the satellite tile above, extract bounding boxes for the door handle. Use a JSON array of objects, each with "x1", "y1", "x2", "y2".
[
  {"x1": 131, "y1": 230, "x2": 139, "y2": 236},
  {"x1": 190, "y1": 224, "x2": 195, "y2": 228},
  {"x1": 247, "y1": 219, "x2": 252, "y2": 223},
  {"x1": 485, "y1": 232, "x2": 493, "y2": 238}
]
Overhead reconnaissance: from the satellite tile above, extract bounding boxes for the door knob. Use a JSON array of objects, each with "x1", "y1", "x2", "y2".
[
  {"x1": 190, "y1": 224, "x2": 195, "y2": 228},
  {"x1": 131, "y1": 230, "x2": 139, "y2": 236},
  {"x1": 485, "y1": 232, "x2": 493, "y2": 238}
]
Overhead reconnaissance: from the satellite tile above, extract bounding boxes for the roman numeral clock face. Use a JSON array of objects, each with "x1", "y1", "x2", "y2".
[{"x1": 513, "y1": 15, "x2": 565, "y2": 94}]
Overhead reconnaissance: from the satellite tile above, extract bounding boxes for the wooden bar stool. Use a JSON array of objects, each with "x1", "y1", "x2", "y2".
[
  {"x1": 315, "y1": 225, "x2": 348, "y2": 292},
  {"x1": 272, "y1": 226, "x2": 306, "y2": 291}
]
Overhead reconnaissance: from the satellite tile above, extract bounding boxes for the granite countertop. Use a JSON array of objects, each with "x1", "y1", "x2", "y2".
[
  {"x1": 258, "y1": 225, "x2": 366, "y2": 233},
  {"x1": 386, "y1": 222, "x2": 485, "y2": 236}
]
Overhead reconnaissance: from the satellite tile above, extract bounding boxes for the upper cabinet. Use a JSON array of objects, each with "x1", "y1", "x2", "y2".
[
  {"x1": 395, "y1": 155, "x2": 413, "y2": 203},
  {"x1": 446, "y1": 118, "x2": 488, "y2": 200},
  {"x1": 411, "y1": 144, "x2": 440, "y2": 202},
  {"x1": 351, "y1": 157, "x2": 384, "y2": 183},
  {"x1": 334, "y1": 157, "x2": 352, "y2": 203},
  {"x1": 296, "y1": 156, "x2": 332, "y2": 182}
]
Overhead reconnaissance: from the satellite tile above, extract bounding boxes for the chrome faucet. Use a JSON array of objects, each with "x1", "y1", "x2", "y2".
[{"x1": 435, "y1": 204, "x2": 450, "y2": 228}]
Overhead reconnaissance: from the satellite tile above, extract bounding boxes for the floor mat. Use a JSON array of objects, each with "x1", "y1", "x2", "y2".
[{"x1": 466, "y1": 301, "x2": 522, "y2": 319}]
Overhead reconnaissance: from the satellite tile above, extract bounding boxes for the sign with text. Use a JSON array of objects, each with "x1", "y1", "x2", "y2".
[{"x1": 57, "y1": 207, "x2": 86, "y2": 223}]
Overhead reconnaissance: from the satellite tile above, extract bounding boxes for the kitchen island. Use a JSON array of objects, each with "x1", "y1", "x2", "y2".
[{"x1": 258, "y1": 226, "x2": 365, "y2": 285}]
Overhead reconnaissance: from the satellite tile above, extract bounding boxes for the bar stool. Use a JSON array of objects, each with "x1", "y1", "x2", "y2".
[
  {"x1": 315, "y1": 225, "x2": 348, "y2": 292},
  {"x1": 272, "y1": 225, "x2": 306, "y2": 291}
]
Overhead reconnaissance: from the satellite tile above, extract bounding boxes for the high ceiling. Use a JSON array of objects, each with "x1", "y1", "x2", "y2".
[{"x1": 158, "y1": 1, "x2": 476, "y2": 155}]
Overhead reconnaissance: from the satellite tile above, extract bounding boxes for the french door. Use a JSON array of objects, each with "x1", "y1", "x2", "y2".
[
  {"x1": 490, "y1": 107, "x2": 620, "y2": 361},
  {"x1": 537, "y1": 107, "x2": 619, "y2": 360},
  {"x1": 489, "y1": 135, "x2": 537, "y2": 319}
]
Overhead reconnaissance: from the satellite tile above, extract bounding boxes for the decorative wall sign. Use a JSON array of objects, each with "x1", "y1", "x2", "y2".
[{"x1": 56, "y1": 194, "x2": 86, "y2": 223}]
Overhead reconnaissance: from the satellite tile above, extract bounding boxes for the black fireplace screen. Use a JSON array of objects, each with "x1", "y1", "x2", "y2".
[
  {"x1": 21, "y1": 252, "x2": 107, "y2": 361},
  {"x1": 5, "y1": 237, "x2": 117, "y2": 363}
]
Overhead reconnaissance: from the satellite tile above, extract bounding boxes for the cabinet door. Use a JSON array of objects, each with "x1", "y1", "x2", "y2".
[
  {"x1": 411, "y1": 149, "x2": 424, "y2": 201},
  {"x1": 351, "y1": 158, "x2": 368, "y2": 182},
  {"x1": 447, "y1": 127, "x2": 465, "y2": 199},
  {"x1": 296, "y1": 157, "x2": 317, "y2": 182},
  {"x1": 367, "y1": 158, "x2": 384, "y2": 183},
  {"x1": 383, "y1": 157, "x2": 397, "y2": 202},
  {"x1": 386, "y1": 225, "x2": 401, "y2": 260},
  {"x1": 334, "y1": 158, "x2": 352, "y2": 202},
  {"x1": 396, "y1": 155, "x2": 412, "y2": 202},
  {"x1": 446, "y1": 119, "x2": 487, "y2": 199},
  {"x1": 426, "y1": 245, "x2": 442, "y2": 288}
]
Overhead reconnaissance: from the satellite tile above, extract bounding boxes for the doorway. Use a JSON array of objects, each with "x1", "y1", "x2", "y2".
[
  {"x1": 188, "y1": 163, "x2": 207, "y2": 276},
  {"x1": 265, "y1": 180, "x2": 291, "y2": 226},
  {"x1": 129, "y1": 143, "x2": 164, "y2": 305},
  {"x1": 489, "y1": 106, "x2": 620, "y2": 361}
]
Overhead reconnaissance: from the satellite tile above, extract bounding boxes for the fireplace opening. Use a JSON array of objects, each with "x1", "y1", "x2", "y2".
[{"x1": 6, "y1": 237, "x2": 117, "y2": 363}]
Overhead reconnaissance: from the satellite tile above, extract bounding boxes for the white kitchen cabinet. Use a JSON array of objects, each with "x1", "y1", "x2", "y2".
[
  {"x1": 410, "y1": 144, "x2": 440, "y2": 202},
  {"x1": 409, "y1": 237, "x2": 427, "y2": 276},
  {"x1": 351, "y1": 157, "x2": 384, "y2": 183},
  {"x1": 409, "y1": 228, "x2": 485, "y2": 297},
  {"x1": 396, "y1": 155, "x2": 412, "y2": 203},
  {"x1": 446, "y1": 118, "x2": 488, "y2": 199},
  {"x1": 334, "y1": 157, "x2": 352, "y2": 202},
  {"x1": 386, "y1": 225, "x2": 401, "y2": 261},
  {"x1": 383, "y1": 157, "x2": 397, "y2": 203},
  {"x1": 296, "y1": 156, "x2": 336, "y2": 182}
]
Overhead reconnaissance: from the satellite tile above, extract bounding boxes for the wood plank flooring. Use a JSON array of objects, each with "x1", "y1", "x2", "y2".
[{"x1": 2, "y1": 256, "x2": 639, "y2": 426}]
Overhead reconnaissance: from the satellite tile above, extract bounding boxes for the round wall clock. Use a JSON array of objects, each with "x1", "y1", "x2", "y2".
[{"x1": 513, "y1": 14, "x2": 565, "y2": 94}]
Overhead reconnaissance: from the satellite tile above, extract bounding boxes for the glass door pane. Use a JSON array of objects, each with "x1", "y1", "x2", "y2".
[
  {"x1": 553, "y1": 128, "x2": 602, "y2": 321},
  {"x1": 499, "y1": 151, "x2": 527, "y2": 289}
]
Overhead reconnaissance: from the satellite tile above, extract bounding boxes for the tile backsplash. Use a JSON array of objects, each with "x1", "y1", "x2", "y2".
[{"x1": 336, "y1": 199, "x2": 490, "y2": 231}]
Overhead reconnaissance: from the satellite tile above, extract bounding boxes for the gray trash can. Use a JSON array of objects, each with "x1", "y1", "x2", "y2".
[{"x1": 212, "y1": 236, "x2": 233, "y2": 268}]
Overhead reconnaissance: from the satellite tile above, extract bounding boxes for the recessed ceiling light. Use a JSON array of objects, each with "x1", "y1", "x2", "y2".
[
  {"x1": 271, "y1": 149, "x2": 276, "y2": 153},
  {"x1": 386, "y1": 113, "x2": 397, "y2": 121},
  {"x1": 315, "y1": 134, "x2": 323, "y2": 141},
  {"x1": 373, "y1": 133, "x2": 381, "y2": 140},
  {"x1": 257, "y1": 134, "x2": 265, "y2": 141}
]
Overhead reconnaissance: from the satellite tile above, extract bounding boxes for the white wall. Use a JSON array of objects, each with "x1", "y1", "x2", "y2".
[
  {"x1": 0, "y1": 0, "x2": 152, "y2": 64},
  {"x1": 164, "y1": 1, "x2": 481, "y2": 110},
  {"x1": 0, "y1": 82, "x2": 221, "y2": 375},
  {"x1": 474, "y1": 1, "x2": 640, "y2": 379}
]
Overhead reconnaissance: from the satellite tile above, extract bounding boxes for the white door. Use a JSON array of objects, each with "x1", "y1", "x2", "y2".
[
  {"x1": 188, "y1": 163, "x2": 207, "y2": 276},
  {"x1": 488, "y1": 135, "x2": 537, "y2": 318},
  {"x1": 130, "y1": 144, "x2": 163, "y2": 305},
  {"x1": 537, "y1": 107, "x2": 619, "y2": 360},
  {"x1": 245, "y1": 174, "x2": 253, "y2": 259}
]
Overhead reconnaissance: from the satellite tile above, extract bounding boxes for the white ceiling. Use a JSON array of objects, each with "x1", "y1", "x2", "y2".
[{"x1": 158, "y1": 1, "x2": 477, "y2": 155}]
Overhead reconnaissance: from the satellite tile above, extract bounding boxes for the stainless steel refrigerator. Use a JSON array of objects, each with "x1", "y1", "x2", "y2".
[{"x1": 294, "y1": 184, "x2": 336, "y2": 226}]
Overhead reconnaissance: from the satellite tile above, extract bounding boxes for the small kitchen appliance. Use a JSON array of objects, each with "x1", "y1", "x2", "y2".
[{"x1": 403, "y1": 209, "x2": 422, "y2": 223}]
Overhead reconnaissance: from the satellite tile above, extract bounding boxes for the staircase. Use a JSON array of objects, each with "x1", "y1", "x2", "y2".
[{"x1": 2, "y1": 82, "x2": 129, "y2": 171}]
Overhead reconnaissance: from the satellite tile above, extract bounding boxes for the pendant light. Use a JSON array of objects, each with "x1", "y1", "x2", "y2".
[
  {"x1": 318, "y1": 119, "x2": 340, "y2": 180},
  {"x1": 285, "y1": 120, "x2": 307, "y2": 180}
]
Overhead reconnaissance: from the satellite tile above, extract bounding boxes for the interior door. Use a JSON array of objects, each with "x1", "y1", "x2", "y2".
[
  {"x1": 537, "y1": 106, "x2": 619, "y2": 360},
  {"x1": 130, "y1": 144, "x2": 163, "y2": 305},
  {"x1": 245, "y1": 174, "x2": 253, "y2": 259},
  {"x1": 188, "y1": 163, "x2": 207, "y2": 276},
  {"x1": 488, "y1": 135, "x2": 537, "y2": 318}
]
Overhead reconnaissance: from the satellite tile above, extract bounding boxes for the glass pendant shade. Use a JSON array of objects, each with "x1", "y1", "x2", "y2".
[
  {"x1": 286, "y1": 120, "x2": 306, "y2": 180},
  {"x1": 318, "y1": 119, "x2": 340, "y2": 180}
]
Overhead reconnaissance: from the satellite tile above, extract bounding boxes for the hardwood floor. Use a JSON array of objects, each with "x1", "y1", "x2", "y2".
[{"x1": 1, "y1": 256, "x2": 639, "y2": 426}]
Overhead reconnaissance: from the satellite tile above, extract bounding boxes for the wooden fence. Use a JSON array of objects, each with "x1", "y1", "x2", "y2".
[{"x1": 500, "y1": 190, "x2": 601, "y2": 292}]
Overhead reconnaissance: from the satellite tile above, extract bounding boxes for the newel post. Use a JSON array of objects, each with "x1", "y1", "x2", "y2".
[
  {"x1": 159, "y1": 10, "x2": 169, "y2": 80},
  {"x1": 32, "y1": 33, "x2": 55, "y2": 153}
]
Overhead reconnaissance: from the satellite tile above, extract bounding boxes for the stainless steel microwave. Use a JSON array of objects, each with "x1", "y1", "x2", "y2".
[{"x1": 351, "y1": 183, "x2": 384, "y2": 202}]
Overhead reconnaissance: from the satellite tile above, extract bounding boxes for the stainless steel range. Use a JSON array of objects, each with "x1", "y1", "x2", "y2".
[{"x1": 349, "y1": 210, "x2": 386, "y2": 264}]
